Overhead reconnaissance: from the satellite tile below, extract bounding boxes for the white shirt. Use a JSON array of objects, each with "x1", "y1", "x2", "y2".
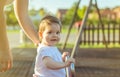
[{"x1": 34, "y1": 44, "x2": 66, "y2": 77}]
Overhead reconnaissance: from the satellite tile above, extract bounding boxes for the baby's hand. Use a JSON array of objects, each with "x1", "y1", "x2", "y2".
[
  {"x1": 62, "y1": 52, "x2": 69, "y2": 62},
  {"x1": 65, "y1": 57, "x2": 75, "y2": 67}
]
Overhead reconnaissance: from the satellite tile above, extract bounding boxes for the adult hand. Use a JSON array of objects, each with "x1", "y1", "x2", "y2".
[{"x1": 0, "y1": 51, "x2": 13, "y2": 72}]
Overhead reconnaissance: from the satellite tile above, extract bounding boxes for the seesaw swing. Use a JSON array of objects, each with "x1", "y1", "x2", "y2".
[{"x1": 64, "y1": 0, "x2": 107, "y2": 77}]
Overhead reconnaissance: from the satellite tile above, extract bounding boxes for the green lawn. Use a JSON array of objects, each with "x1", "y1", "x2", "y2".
[
  {"x1": 7, "y1": 29, "x2": 20, "y2": 33},
  {"x1": 7, "y1": 29, "x2": 120, "y2": 48}
]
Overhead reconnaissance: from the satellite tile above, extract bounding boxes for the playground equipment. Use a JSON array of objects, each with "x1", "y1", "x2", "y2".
[
  {"x1": 63, "y1": 0, "x2": 108, "y2": 77},
  {"x1": 71, "y1": 0, "x2": 107, "y2": 58},
  {"x1": 62, "y1": 0, "x2": 108, "y2": 56},
  {"x1": 65, "y1": 56, "x2": 75, "y2": 77},
  {"x1": 62, "y1": 0, "x2": 81, "y2": 50}
]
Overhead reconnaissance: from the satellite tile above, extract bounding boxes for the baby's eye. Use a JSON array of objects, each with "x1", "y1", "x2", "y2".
[
  {"x1": 47, "y1": 31, "x2": 52, "y2": 34},
  {"x1": 56, "y1": 31, "x2": 60, "y2": 34}
]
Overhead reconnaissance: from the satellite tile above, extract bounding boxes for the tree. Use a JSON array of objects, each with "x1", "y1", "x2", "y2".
[
  {"x1": 39, "y1": 8, "x2": 47, "y2": 17},
  {"x1": 5, "y1": 4, "x2": 18, "y2": 26},
  {"x1": 62, "y1": 3, "x2": 76, "y2": 25},
  {"x1": 77, "y1": 6, "x2": 87, "y2": 20},
  {"x1": 62, "y1": 2, "x2": 86, "y2": 26}
]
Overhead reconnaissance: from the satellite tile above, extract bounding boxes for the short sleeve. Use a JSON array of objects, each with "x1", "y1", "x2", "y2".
[{"x1": 40, "y1": 48, "x2": 53, "y2": 60}]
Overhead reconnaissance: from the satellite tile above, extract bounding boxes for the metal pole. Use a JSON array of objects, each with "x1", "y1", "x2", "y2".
[
  {"x1": 94, "y1": 0, "x2": 108, "y2": 48},
  {"x1": 71, "y1": 0, "x2": 93, "y2": 58},
  {"x1": 62, "y1": 0, "x2": 81, "y2": 50},
  {"x1": 65, "y1": 56, "x2": 70, "y2": 77},
  {"x1": 65, "y1": 56, "x2": 75, "y2": 77}
]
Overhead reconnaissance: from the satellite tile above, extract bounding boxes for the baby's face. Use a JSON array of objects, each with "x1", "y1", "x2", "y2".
[{"x1": 41, "y1": 23, "x2": 61, "y2": 46}]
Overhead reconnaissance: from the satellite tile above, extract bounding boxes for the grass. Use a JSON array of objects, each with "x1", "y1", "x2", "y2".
[
  {"x1": 18, "y1": 43, "x2": 37, "y2": 48},
  {"x1": 17, "y1": 41, "x2": 120, "y2": 49},
  {"x1": 7, "y1": 29, "x2": 120, "y2": 48},
  {"x1": 57, "y1": 43, "x2": 120, "y2": 49},
  {"x1": 7, "y1": 30, "x2": 20, "y2": 33},
  {"x1": 61, "y1": 27, "x2": 78, "y2": 34}
]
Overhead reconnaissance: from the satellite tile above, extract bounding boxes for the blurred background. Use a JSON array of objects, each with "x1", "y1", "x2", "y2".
[
  {"x1": 5, "y1": 0, "x2": 120, "y2": 48},
  {"x1": 2, "y1": 0, "x2": 120, "y2": 77}
]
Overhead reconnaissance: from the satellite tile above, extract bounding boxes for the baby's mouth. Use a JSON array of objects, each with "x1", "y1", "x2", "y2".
[{"x1": 51, "y1": 39, "x2": 57, "y2": 41}]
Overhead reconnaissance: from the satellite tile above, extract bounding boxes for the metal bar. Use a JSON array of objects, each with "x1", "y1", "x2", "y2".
[
  {"x1": 65, "y1": 56, "x2": 75, "y2": 77},
  {"x1": 65, "y1": 56, "x2": 70, "y2": 77},
  {"x1": 71, "y1": 0, "x2": 92, "y2": 58},
  {"x1": 62, "y1": 0, "x2": 81, "y2": 49},
  {"x1": 94, "y1": 0, "x2": 108, "y2": 48}
]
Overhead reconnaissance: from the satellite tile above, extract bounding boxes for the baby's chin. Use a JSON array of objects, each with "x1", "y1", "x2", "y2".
[{"x1": 49, "y1": 42, "x2": 58, "y2": 46}]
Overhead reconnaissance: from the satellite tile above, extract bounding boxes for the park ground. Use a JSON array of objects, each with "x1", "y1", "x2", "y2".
[{"x1": 2, "y1": 31, "x2": 120, "y2": 77}]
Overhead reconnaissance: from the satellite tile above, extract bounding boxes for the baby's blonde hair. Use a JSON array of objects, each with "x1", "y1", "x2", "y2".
[
  {"x1": 39, "y1": 15, "x2": 62, "y2": 33},
  {"x1": 38, "y1": 15, "x2": 62, "y2": 42}
]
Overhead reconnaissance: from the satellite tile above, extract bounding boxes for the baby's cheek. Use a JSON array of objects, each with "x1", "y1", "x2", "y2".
[{"x1": 58, "y1": 36, "x2": 60, "y2": 41}]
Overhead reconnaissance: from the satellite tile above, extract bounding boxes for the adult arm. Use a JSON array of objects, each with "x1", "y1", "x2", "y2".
[
  {"x1": 14, "y1": 0, "x2": 40, "y2": 46},
  {"x1": 0, "y1": 0, "x2": 13, "y2": 72}
]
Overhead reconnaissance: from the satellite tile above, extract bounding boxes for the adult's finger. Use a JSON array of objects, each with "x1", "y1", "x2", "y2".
[
  {"x1": 0, "y1": 61, "x2": 8, "y2": 72},
  {"x1": 0, "y1": 60, "x2": 12, "y2": 72},
  {"x1": 7, "y1": 60, "x2": 12, "y2": 70}
]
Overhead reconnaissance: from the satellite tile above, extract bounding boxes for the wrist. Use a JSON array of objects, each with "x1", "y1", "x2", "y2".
[
  {"x1": 64, "y1": 62, "x2": 69, "y2": 67},
  {"x1": 34, "y1": 41, "x2": 40, "y2": 47}
]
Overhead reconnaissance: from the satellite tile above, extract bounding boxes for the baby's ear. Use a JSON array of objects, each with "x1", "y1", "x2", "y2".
[{"x1": 38, "y1": 32, "x2": 43, "y2": 38}]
